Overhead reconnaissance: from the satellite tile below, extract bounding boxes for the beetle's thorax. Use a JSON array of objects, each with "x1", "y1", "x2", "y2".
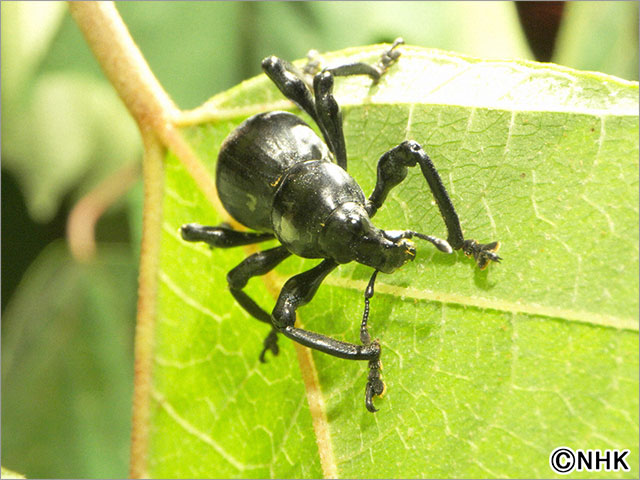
[
  {"x1": 271, "y1": 159, "x2": 415, "y2": 272},
  {"x1": 271, "y1": 160, "x2": 365, "y2": 258}
]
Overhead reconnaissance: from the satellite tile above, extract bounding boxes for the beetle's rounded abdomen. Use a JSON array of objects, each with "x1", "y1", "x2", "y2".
[
  {"x1": 272, "y1": 160, "x2": 366, "y2": 258},
  {"x1": 216, "y1": 111, "x2": 331, "y2": 231}
]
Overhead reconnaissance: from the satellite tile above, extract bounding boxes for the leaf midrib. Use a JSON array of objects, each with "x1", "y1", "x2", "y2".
[{"x1": 318, "y1": 275, "x2": 638, "y2": 331}]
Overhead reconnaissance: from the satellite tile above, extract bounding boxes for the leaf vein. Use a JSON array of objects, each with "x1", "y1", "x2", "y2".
[{"x1": 325, "y1": 276, "x2": 638, "y2": 331}]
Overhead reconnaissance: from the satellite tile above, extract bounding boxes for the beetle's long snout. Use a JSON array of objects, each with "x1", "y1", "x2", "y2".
[
  {"x1": 319, "y1": 203, "x2": 416, "y2": 273},
  {"x1": 380, "y1": 237, "x2": 417, "y2": 273},
  {"x1": 353, "y1": 227, "x2": 417, "y2": 274}
]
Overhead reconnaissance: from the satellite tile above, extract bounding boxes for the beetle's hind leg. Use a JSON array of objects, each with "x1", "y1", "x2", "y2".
[
  {"x1": 272, "y1": 259, "x2": 386, "y2": 412},
  {"x1": 302, "y1": 37, "x2": 402, "y2": 81},
  {"x1": 320, "y1": 37, "x2": 404, "y2": 82},
  {"x1": 262, "y1": 39, "x2": 403, "y2": 171},
  {"x1": 311, "y1": 38, "x2": 404, "y2": 171},
  {"x1": 302, "y1": 49, "x2": 324, "y2": 78}
]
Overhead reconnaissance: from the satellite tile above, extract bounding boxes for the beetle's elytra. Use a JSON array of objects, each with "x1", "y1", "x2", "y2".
[{"x1": 181, "y1": 39, "x2": 501, "y2": 412}]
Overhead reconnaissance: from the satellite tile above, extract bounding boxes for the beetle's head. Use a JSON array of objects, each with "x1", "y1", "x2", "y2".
[{"x1": 319, "y1": 202, "x2": 416, "y2": 274}]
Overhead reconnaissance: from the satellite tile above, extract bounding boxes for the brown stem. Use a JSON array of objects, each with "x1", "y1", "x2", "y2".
[
  {"x1": 67, "y1": 3, "x2": 195, "y2": 477},
  {"x1": 68, "y1": 1, "x2": 222, "y2": 212},
  {"x1": 68, "y1": 1, "x2": 176, "y2": 129},
  {"x1": 66, "y1": 161, "x2": 140, "y2": 262},
  {"x1": 68, "y1": 3, "x2": 252, "y2": 477}
]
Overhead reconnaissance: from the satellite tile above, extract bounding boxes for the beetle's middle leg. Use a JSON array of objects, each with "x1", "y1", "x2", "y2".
[
  {"x1": 226, "y1": 246, "x2": 292, "y2": 362},
  {"x1": 271, "y1": 259, "x2": 385, "y2": 412},
  {"x1": 181, "y1": 223, "x2": 274, "y2": 248},
  {"x1": 181, "y1": 223, "x2": 291, "y2": 360}
]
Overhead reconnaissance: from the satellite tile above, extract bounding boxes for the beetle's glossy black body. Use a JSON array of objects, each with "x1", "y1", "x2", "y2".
[
  {"x1": 181, "y1": 39, "x2": 501, "y2": 412},
  {"x1": 216, "y1": 111, "x2": 331, "y2": 233},
  {"x1": 218, "y1": 110, "x2": 417, "y2": 272}
]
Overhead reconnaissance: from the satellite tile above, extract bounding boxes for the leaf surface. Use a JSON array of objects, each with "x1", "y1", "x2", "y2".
[{"x1": 147, "y1": 45, "x2": 638, "y2": 478}]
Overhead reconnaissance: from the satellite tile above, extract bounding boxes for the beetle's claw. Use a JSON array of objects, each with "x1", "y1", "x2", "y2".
[
  {"x1": 462, "y1": 239, "x2": 502, "y2": 269},
  {"x1": 365, "y1": 355, "x2": 385, "y2": 413},
  {"x1": 259, "y1": 329, "x2": 280, "y2": 362},
  {"x1": 303, "y1": 49, "x2": 323, "y2": 77},
  {"x1": 376, "y1": 38, "x2": 404, "y2": 76}
]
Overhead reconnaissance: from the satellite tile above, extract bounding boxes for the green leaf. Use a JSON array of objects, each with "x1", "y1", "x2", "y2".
[
  {"x1": 147, "y1": 45, "x2": 638, "y2": 478},
  {"x1": 1, "y1": 466, "x2": 25, "y2": 479}
]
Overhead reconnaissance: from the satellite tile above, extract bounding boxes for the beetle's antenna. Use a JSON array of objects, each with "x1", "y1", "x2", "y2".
[
  {"x1": 360, "y1": 270, "x2": 379, "y2": 345},
  {"x1": 409, "y1": 231, "x2": 453, "y2": 254}
]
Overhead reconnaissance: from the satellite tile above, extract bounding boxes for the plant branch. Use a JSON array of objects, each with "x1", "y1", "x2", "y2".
[
  {"x1": 68, "y1": 1, "x2": 221, "y2": 212},
  {"x1": 67, "y1": 161, "x2": 140, "y2": 262},
  {"x1": 68, "y1": 1, "x2": 177, "y2": 130},
  {"x1": 67, "y1": 3, "x2": 220, "y2": 477}
]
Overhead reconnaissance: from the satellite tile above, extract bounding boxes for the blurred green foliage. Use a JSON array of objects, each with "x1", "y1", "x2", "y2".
[{"x1": 1, "y1": 2, "x2": 637, "y2": 478}]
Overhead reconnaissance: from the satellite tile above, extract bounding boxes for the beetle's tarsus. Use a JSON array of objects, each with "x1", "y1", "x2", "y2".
[
  {"x1": 462, "y1": 239, "x2": 502, "y2": 269},
  {"x1": 303, "y1": 49, "x2": 323, "y2": 77},
  {"x1": 365, "y1": 355, "x2": 385, "y2": 413},
  {"x1": 373, "y1": 37, "x2": 404, "y2": 79},
  {"x1": 259, "y1": 329, "x2": 280, "y2": 362}
]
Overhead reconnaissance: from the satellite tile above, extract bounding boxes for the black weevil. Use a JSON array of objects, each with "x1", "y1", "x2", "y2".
[{"x1": 181, "y1": 39, "x2": 501, "y2": 412}]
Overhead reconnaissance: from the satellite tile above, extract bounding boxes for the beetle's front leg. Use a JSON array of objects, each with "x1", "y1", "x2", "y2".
[
  {"x1": 366, "y1": 141, "x2": 501, "y2": 268},
  {"x1": 272, "y1": 259, "x2": 385, "y2": 412},
  {"x1": 359, "y1": 270, "x2": 386, "y2": 412}
]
